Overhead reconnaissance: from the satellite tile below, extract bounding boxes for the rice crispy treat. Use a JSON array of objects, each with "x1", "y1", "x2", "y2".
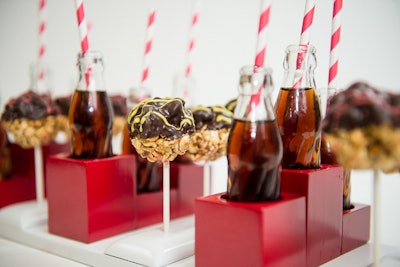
[
  {"x1": 184, "y1": 105, "x2": 233, "y2": 161},
  {"x1": 1, "y1": 91, "x2": 60, "y2": 148},
  {"x1": 323, "y1": 82, "x2": 400, "y2": 173},
  {"x1": 127, "y1": 97, "x2": 195, "y2": 162}
]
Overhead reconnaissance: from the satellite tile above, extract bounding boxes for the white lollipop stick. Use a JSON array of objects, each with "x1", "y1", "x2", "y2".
[
  {"x1": 203, "y1": 160, "x2": 211, "y2": 196},
  {"x1": 34, "y1": 145, "x2": 45, "y2": 202},
  {"x1": 163, "y1": 161, "x2": 170, "y2": 233},
  {"x1": 373, "y1": 169, "x2": 381, "y2": 267}
]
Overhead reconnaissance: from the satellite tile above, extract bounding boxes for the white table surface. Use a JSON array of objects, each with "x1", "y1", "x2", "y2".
[{"x1": 1, "y1": 237, "x2": 400, "y2": 267}]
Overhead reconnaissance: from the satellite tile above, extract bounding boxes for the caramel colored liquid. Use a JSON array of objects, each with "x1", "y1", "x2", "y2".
[
  {"x1": 275, "y1": 87, "x2": 321, "y2": 169},
  {"x1": 69, "y1": 90, "x2": 113, "y2": 159},
  {"x1": 321, "y1": 133, "x2": 353, "y2": 210},
  {"x1": 227, "y1": 119, "x2": 282, "y2": 202},
  {"x1": 122, "y1": 125, "x2": 161, "y2": 193}
]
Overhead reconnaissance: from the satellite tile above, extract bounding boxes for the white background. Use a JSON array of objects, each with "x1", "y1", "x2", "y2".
[{"x1": 0, "y1": 0, "x2": 400, "y2": 248}]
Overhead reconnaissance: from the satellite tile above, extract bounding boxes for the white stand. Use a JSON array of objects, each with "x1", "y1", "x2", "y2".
[
  {"x1": 372, "y1": 169, "x2": 381, "y2": 267},
  {"x1": 0, "y1": 200, "x2": 47, "y2": 230},
  {"x1": 104, "y1": 161, "x2": 195, "y2": 266},
  {"x1": 105, "y1": 216, "x2": 195, "y2": 267}
]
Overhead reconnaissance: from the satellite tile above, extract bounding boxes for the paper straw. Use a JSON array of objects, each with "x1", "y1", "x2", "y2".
[
  {"x1": 293, "y1": 0, "x2": 316, "y2": 89},
  {"x1": 248, "y1": 0, "x2": 272, "y2": 113},
  {"x1": 37, "y1": 0, "x2": 47, "y2": 83},
  {"x1": 34, "y1": 145, "x2": 44, "y2": 202},
  {"x1": 140, "y1": 9, "x2": 156, "y2": 86},
  {"x1": 328, "y1": 0, "x2": 342, "y2": 89},
  {"x1": 163, "y1": 161, "x2": 170, "y2": 233},
  {"x1": 184, "y1": 0, "x2": 200, "y2": 77},
  {"x1": 74, "y1": 0, "x2": 92, "y2": 87},
  {"x1": 254, "y1": 0, "x2": 272, "y2": 67}
]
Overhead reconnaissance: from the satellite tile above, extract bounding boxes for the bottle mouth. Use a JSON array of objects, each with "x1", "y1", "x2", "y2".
[
  {"x1": 285, "y1": 44, "x2": 316, "y2": 54},
  {"x1": 239, "y1": 65, "x2": 273, "y2": 76}
]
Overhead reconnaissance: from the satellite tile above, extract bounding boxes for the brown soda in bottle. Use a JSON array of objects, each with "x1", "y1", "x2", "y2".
[
  {"x1": 69, "y1": 51, "x2": 113, "y2": 159},
  {"x1": 274, "y1": 44, "x2": 322, "y2": 169},
  {"x1": 320, "y1": 88, "x2": 353, "y2": 210},
  {"x1": 0, "y1": 122, "x2": 11, "y2": 179},
  {"x1": 226, "y1": 65, "x2": 282, "y2": 202},
  {"x1": 275, "y1": 87, "x2": 322, "y2": 169}
]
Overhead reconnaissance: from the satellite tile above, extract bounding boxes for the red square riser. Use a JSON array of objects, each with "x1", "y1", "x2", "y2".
[
  {"x1": 46, "y1": 154, "x2": 204, "y2": 243},
  {"x1": 195, "y1": 193, "x2": 307, "y2": 267},
  {"x1": 341, "y1": 203, "x2": 371, "y2": 254},
  {"x1": 0, "y1": 142, "x2": 70, "y2": 208},
  {"x1": 280, "y1": 165, "x2": 344, "y2": 267}
]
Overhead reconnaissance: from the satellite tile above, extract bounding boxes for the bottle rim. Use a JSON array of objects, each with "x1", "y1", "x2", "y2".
[
  {"x1": 285, "y1": 44, "x2": 316, "y2": 54},
  {"x1": 239, "y1": 65, "x2": 273, "y2": 75}
]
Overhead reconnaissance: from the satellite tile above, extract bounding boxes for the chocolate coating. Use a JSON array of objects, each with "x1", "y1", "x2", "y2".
[
  {"x1": 191, "y1": 105, "x2": 233, "y2": 131},
  {"x1": 1, "y1": 91, "x2": 59, "y2": 121},
  {"x1": 127, "y1": 97, "x2": 195, "y2": 140},
  {"x1": 323, "y1": 82, "x2": 400, "y2": 132},
  {"x1": 54, "y1": 95, "x2": 72, "y2": 116},
  {"x1": 110, "y1": 95, "x2": 128, "y2": 116}
]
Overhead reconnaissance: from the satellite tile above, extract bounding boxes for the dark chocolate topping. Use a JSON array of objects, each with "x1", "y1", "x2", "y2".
[
  {"x1": 323, "y1": 82, "x2": 400, "y2": 132},
  {"x1": 191, "y1": 105, "x2": 233, "y2": 131},
  {"x1": 1, "y1": 90, "x2": 60, "y2": 121},
  {"x1": 54, "y1": 95, "x2": 72, "y2": 116},
  {"x1": 110, "y1": 95, "x2": 128, "y2": 116},
  {"x1": 127, "y1": 97, "x2": 195, "y2": 140}
]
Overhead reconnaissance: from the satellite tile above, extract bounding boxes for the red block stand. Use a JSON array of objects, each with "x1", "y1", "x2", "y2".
[
  {"x1": 0, "y1": 142, "x2": 70, "y2": 208},
  {"x1": 46, "y1": 154, "x2": 204, "y2": 243},
  {"x1": 280, "y1": 165, "x2": 344, "y2": 267},
  {"x1": 195, "y1": 193, "x2": 306, "y2": 267},
  {"x1": 341, "y1": 203, "x2": 371, "y2": 254}
]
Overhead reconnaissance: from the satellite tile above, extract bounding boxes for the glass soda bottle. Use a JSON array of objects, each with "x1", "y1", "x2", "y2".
[
  {"x1": 320, "y1": 88, "x2": 353, "y2": 210},
  {"x1": 274, "y1": 44, "x2": 322, "y2": 169},
  {"x1": 68, "y1": 51, "x2": 114, "y2": 159},
  {"x1": 226, "y1": 65, "x2": 283, "y2": 202},
  {"x1": 122, "y1": 85, "x2": 161, "y2": 193}
]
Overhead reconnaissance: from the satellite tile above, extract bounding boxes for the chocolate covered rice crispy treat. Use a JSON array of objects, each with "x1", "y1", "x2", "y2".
[{"x1": 127, "y1": 97, "x2": 195, "y2": 162}]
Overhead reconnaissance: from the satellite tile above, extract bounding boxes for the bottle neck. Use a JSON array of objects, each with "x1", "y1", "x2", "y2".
[
  {"x1": 29, "y1": 62, "x2": 51, "y2": 94},
  {"x1": 234, "y1": 65, "x2": 275, "y2": 121},
  {"x1": 77, "y1": 51, "x2": 106, "y2": 91},
  {"x1": 281, "y1": 44, "x2": 317, "y2": 89}
]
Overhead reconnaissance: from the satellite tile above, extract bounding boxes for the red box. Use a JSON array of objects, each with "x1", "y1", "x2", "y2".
[
  {"x1": 341, "y1": 203, "x2": 371, "y2": 254},
  {"x1": 280, "y1": 165, "x2": 344, "y2": 267},
  {"x1": 46, "y1": 155, "x2": 204, "y2": 243},
  {"x1": 0, "y1": 142, "x2": 70, "y2": 208},
  {"x1": 195, "y1": 193, "x2": 306, "y2": 267},
  {"x1": 47, "y1": 154, "x2": 137, "y2": 243}
]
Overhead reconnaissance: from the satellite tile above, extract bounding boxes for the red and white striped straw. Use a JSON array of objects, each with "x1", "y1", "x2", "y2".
[
  {"x1": 37, "y1": 0, "x2": 47, "y2": 82},
  {"x1": 184, "y1": 0, "x2": 200, "y2": 77},
  {"x1": 328, "y1": 0, "x2": 342, "y2": 89},
  {"x1": 74, "y1": 0, "x2": 91, "y2": 87},
  {"x1": 293, "y1": 0, "x2": 316, "y2": 89},
  {"x1": 254, "y1": 0, "x2": 272, "y2": 68},
  {"x1": 140, "y1": 9, "x2": 156, "y2": 86},
  {"x1": 248, "y1": 0, "x2": 272, "y2": 113}
]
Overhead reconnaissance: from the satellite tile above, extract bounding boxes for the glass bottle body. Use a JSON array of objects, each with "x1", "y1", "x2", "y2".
[
  {"x1": 226, "y1": 66, "x2": 282, "y2": 202},
  {"x1": 69, "y1": 51, "x2": 113, "y2": 159},
  {"x1": 320, "y1": 88, "x2": 353, "y2": 210},
  {"x1": 275, "y1": 44, "x2": 322, "y2": 169}
]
